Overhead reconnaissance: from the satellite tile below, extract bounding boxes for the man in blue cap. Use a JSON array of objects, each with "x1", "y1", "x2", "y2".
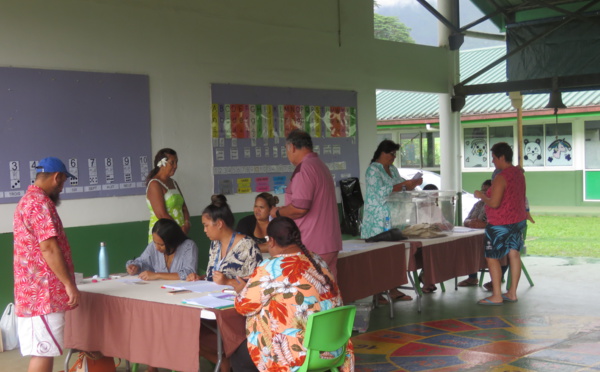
[{"x1": 13, "y1": 156, "x2": 80, "y2": 372}]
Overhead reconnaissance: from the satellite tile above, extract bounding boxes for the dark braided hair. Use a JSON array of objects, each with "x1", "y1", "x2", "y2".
[{"x1": 267, "y1": 217, "x2": 337, "y2": 296}]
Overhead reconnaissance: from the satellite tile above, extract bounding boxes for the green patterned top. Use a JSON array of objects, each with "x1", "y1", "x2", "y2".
[{"x1": 146, "y1": 179, "x2": 185, "y2": 242}]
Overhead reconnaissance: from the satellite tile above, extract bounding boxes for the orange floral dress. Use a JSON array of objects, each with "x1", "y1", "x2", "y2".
[{"x1": 235, "y1": 252, "x2": 354, "y2": 372}]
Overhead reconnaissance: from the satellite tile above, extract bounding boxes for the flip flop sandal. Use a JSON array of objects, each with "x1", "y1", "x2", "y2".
[
  {"x1": 394, "y1": 294, "x2": 413, "y2": 301},
  {"x1": 458, "y1": 279, "x2": 478, "y2": 287},
  {"x1": 478, "y1": 298, "x2": 503, "y2": 306},
  {"x1": 502, "y1": 294, "x2": 518, "y2": 303},
  {"x1": 421, "y1": 285, "x2": 437, "y2": 294}
]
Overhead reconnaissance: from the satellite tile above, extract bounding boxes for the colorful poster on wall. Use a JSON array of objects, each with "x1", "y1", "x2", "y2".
[{"x1": 210, "y1": 84, "x2": 358, "y2": 194}]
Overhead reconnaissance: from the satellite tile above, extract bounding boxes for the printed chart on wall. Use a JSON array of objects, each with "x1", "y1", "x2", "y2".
[
  {"x1": 0, "y1": 67, "x2": 152, "y2": 204},
  {"x1": 211, "y1": 84, "x2": 359, "y2": 194}
]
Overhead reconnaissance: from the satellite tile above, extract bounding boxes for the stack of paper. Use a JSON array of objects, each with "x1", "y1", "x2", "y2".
[
  {"x1": 162, "y1": 280, "x2": 233, "y2": 293},
  {"x1": 182, "y1": 293, "x2": 236, "y2": 309}
]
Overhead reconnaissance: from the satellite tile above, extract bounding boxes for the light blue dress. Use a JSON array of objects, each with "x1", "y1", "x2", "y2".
[
  {"x1": 126, "y1": 239, "x2": 198, "y2": 280},
  {"x1": 361, "y1": 162, "x2": 405, "y2": 239}
]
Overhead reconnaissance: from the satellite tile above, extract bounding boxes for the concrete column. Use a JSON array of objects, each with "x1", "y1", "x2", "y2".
[{"x1": 438, "y1": 0, "x2": 461, "y2": 194}]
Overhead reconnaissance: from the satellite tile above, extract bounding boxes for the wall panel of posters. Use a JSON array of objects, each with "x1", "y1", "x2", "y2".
[{"x1": 211, "y1": 84, "x2": 359, "y2": 194}]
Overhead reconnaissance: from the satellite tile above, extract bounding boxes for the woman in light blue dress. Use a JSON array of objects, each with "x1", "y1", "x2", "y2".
[
  {"x1": 361, "y1": 140, "x2": 423, "y2": 239},
  {"x1": 361, "y1": 140, "x2": 423, "y2": 302}
]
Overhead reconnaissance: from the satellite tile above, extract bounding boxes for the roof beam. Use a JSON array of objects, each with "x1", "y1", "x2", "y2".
[{"x1": 455, "y1": 73, "x2": 600, "y2": 96}]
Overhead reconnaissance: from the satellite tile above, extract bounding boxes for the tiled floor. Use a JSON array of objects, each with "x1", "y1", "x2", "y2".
[
  {"x1": 354, "y1": 315, "x2": 600, "y2": 371},
  {"x1": 2, "y1": 256, "x2": 600, "y2": 371}
]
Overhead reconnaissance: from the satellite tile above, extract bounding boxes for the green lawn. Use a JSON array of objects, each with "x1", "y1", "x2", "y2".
[{"x1": 525, "y1": 215, "x2": 600, "y2": 259}]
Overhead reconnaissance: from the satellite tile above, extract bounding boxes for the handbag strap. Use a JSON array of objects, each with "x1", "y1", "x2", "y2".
[
  {"x1": 67, "y1": 352, "x2": 122, "y2": 372},
  {"x1": 68, "y1": 352, "x2": 85, "y2": 372}
]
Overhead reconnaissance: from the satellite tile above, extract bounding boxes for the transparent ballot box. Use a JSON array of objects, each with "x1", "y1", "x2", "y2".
[{"x1": 387, "y1": 190, "x2": 457, "y2": 231}]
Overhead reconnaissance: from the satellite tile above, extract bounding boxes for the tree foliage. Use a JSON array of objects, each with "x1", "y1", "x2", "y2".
[{"x1": 374, "y1": 2, "x2": 415, "y2": 43}]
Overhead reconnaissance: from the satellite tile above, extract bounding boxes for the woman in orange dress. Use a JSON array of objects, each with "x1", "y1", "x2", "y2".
[{"x1": 231, "y1": 217, "x2": 354, "y2": 372}]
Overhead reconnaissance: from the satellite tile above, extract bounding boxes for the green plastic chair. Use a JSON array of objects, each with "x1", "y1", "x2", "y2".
[
  {"x1": 130, "y1": 362, "x2": 177, "y2": 372},
  {"x1": 297, "y1": 305, "x2": 356, "y2": 372}
]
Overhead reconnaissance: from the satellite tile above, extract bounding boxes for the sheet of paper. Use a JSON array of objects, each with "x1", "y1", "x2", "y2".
[
  {"x1": 412, "y1": 172, "x2": 423, "y2": 180},
  {"x1": 117, "y1": 277, "x2": 143, "y2": 284},
  {"x1": 210, "y1": 292, "x2": 237, "y2": 301},
  {"x1": 162, "y1": 280, "x2": 233, "y2": 293},
  {"x1": 182, "y1": 295, "x2": 234, "y2": 309}
]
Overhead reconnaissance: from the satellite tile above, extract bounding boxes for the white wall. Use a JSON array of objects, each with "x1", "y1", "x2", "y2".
[{"x1": 0, "y1": 0, "x2": 450, "y2": 233}]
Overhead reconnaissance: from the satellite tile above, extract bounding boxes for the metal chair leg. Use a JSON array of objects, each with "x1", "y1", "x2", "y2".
[{"x1": 64, "y1": 349, "x2": 75, "y2": 372}]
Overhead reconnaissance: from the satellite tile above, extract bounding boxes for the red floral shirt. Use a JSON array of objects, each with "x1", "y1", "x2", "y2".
[{"x1": 13, "y1": 185, "x2": 75, "y2": 317}]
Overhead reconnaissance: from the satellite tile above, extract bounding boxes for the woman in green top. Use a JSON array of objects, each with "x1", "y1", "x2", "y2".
[{"x1": 146, "y1": 148, "x2": 191, "y2": 242}]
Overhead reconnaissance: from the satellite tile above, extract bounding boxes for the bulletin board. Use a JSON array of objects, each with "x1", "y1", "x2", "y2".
[
  {"x1": 211, "y1": 84, "x2": 359, "y2": 194},
  {"x1": 0, "y1": 67, "x2": 152, "y2": 204}
]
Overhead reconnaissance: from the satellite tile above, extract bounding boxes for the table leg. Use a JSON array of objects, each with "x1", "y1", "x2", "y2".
[{"x1": 203, "y1": 321, "x2": 224, "y2": 372}]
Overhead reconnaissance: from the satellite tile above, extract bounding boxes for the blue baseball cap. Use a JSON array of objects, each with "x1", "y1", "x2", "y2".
[{"x1": 36, "y1": 157, "x2": 75, "y2": 179}]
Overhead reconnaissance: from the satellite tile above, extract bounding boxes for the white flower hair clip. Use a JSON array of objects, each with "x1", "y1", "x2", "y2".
[
  {"x1": 157, "y1": 157, "x2": 168, "y2": 168},
  {"x1": 265, "y1": 236, "x2": 270, "y2": 242}
]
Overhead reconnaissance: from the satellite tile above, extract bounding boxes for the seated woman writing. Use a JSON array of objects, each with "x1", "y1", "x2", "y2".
[
  {"x1": 186, "y1": 194, "x2": 262, "y2": 286},
  {"x1": 229, "y1": 217, "x2": 354, "y2": 372},
  {"x1": 236, "y1": 192, "x2": 279, "y2": 252},
  {"x1": 126, "y1": 218, "x2": 198, "y2": 281}
]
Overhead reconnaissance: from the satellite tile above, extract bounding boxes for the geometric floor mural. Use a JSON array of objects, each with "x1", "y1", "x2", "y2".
[{"x1": 352, "y1": 316, "x2": 600, "y2": 371}]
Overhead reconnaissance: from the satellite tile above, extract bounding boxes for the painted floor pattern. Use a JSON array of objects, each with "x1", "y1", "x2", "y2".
[{"x1": 352, "y1": 315, "x2": 600, "y2": 372}]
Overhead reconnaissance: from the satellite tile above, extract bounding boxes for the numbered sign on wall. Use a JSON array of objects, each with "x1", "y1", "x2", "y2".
[{"x1": 0, "y1": 67, "x2": 151, "y2": 203}]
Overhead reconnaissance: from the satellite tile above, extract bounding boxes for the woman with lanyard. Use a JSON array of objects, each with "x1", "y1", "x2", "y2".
[{"x1": 187, "y1": 194, "x2": 262, "y2": 286}]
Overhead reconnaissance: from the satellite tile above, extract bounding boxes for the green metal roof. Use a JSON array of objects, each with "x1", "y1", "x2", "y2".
[{"x1": 377, "y1": 46, "x2": 600, "y2": 121}]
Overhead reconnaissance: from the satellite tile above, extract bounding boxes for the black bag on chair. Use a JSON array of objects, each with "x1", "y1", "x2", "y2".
[
  {"x1": 339, "y1": 177, "x2": 364, "y2": 236},
  {"x1": 365, "y1": 228, "x2": 407, "y2": 242}
]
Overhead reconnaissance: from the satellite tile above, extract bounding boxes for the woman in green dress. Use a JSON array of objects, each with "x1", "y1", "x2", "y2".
[{"x1": 145, "y1": 148, "x2": 191, "y2": 242}]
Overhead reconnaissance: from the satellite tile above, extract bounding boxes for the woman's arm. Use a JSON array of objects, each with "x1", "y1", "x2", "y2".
[
  {"x1": 392, "y1": 178, "x2": 423, "y2": 192},
  {"x1": 234, "y1": 266, "x2": 267, "y2": 317},
  {"x1": 173, "y1": 240, "x2": 199, "y2": 280},
  {"x1": 174, "y1": 180, "x2": 192, "y2": 234},
  {"x1": 125, "y1": 242, "x2": 155, "y2": 274},
  {"x1": 475, "y1": 175, "x2": 506, "y2": 208},
  {"x1": 182, "y1": 203, "x2": 191, "y2": 234},
  {"x1": 146, "y1": 180, "x2": 172, "y2": 220},
  {"x1": 464, "y1": 218, "x2": 487, "y2": 228},
  {"x1": 139, "y1": 271, "x2": 180, "y2": 280}
]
